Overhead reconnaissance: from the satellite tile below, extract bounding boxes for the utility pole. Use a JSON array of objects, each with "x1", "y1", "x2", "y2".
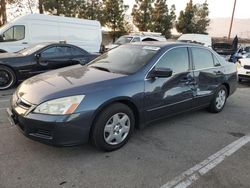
[{"x1": 228, "y1": 0, "x2": 237, "y2": 40}]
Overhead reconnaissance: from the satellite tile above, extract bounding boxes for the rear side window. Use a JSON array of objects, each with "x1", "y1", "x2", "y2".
[
  {"x1": 192, "y1": 48, "x2": 214, "y2": 69},
  {"x1": 3, "y1": 25, "x2": 25, "y2": 41},
  {"x1": 71, "y1": 47, "x2": 86, "y2": 56},
  {"x1": 155, "y1": 47, "x2": 189, "y2": 74}
]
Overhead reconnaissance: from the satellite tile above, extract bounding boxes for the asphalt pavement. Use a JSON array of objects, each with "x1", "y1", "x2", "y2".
[{"x1": 0, "y1": 82, "x2": 250, "y2": 188}]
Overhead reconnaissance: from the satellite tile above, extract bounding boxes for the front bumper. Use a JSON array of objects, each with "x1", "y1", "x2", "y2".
[
  {"x1": 238, "y1": 67, "x2": 250, "y2": 80},
  {"x1": 7, "y1": 104, "x2": 93, "y2": 146}
]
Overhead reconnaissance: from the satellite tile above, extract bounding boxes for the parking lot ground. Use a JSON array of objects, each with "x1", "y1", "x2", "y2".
[{"x1": 0, "y1": 83, "x2": 250, "y2": 188}]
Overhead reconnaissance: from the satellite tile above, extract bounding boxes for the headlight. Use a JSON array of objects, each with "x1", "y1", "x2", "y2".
[
  {"x1": 34, "y1": 95, "x2": 85, "y2": 115},
  {"x1": 236, "y1": 61, "x2": 242, "y2": 69}
]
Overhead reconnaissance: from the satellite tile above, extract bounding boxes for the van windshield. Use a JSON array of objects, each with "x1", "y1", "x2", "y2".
[
  {"x1": 88, "y1": 45, "x2": 159, "y2": 75},
  {"x1": 18, "y1": 44, "x2": 48, "y2": 55},
  {"x1": 114, "y1": 36, "x2": 133, "y2": 45}
]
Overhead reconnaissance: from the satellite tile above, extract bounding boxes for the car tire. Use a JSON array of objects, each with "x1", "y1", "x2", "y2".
[
  {"x1": 0, "y1": 65, "x2": 16, "y2": 90},
  {"x1": 208, "y1": 85, "x2": 228, "y2": 113},
  {"x1": 91, "y1": 103, "x2": 135, "y2": 151}
]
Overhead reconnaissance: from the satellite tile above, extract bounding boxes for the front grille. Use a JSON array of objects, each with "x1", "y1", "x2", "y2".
[
  {"x1": 244, "y1": 65, "x2": 250, "y2": 70},
  {"x1": 14, "y1": 94, "x2": 32, "y2": 110}
]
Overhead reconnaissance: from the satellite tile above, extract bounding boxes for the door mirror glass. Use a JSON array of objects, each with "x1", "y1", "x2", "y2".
[
  {"x1": 35, "y1": 53, "x2": 41, "y2": 59},
  {"x1": 147, "y1": 67, "x2": 173, "y2": 79}
]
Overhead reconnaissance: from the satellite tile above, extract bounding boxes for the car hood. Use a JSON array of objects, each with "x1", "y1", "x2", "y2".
[
  {"x1": 105, "y1": 44, "x2": 119, "y2": 50},
  {"x1": 16, "y1": 65, "x2": 126, "y2": 104},
  {"x1": 239, "y1": 58, "x2": 250, "y2": 66},
  {"x1": 0, "y1": 52, "x2": 24, "y2": 59}
]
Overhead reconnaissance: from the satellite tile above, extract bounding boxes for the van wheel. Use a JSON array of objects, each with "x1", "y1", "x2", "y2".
[
  {"x1": 0, "y1": 50, "x2": 7, "y2": 53},
  {"x1": 0, "y1": 66, "x2": 16, "y2": 90},
  {"x1": 91, "y1": 103, "x2": 135, "y2": 151},
  {"x1": 208, "y1": 85, "x2": 227, "y2": 113}
]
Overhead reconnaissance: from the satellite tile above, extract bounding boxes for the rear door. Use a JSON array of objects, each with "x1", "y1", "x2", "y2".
[
  {"x1": 191, "y1": 47, "x2": 225, "y2": 107},
  {"x1": 144, "y1": 47, "x2": 196, "y2": 121}
]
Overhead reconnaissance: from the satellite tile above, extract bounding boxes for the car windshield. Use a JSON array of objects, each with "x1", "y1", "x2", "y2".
[
  {"x1": 18, "y1": 44, "x2": 48, "y2": 55},
  {"x1": 88, "y1": 45, "x2": 159, "y2": 75},
  {"x1": 114, "y1": 36, "x2": 133, "y2": 45}
]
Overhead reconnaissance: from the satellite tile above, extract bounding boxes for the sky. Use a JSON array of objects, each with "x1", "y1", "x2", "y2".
[{"x1": 124, "y1": 0, "x2": 250, "y2": 19}]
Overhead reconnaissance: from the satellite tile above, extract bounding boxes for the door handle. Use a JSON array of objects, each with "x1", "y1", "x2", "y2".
[
  {"x1": 180, "y1": 77, "x2": 196, "y2": 85},
  {"x1": 22, "y1": 42, "x2": 28, "y2": 44}
]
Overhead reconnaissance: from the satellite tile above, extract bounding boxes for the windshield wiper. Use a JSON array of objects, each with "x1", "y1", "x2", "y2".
[{"x1": 90, "y1": 66, "x2": 111, "y2": 73}]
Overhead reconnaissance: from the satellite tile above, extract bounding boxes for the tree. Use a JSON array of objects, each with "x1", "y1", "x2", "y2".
[
  {"x1": 132, "y1": 0, "x2": 154, "y2": 31},
  {"x1": 43, "y1": 0, "x2": 85, "y2": 17},
  {"x1": 176, "y1": 0, "x2": 210, "y2": 34},
  {"x1": 192, "y1": 1, "x2": 210, "y2": 34},
  {"x1": 103, "y1": 0, "x2": 128, "y2": 41},
  {"x1": 151, "y1": 0, "x2": 176, "y2": 38},
  {"x1": 38, "y1": 0, "x2": 44, "y2": 13},
  {"x1": 0, "y1": 0, "x2": 7, "y2": 26},
  {"x1": 79, "y1": 0, "x2": 104, "y2": 24}
]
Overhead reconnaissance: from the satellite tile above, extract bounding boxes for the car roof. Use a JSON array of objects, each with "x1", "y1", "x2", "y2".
[{"x1": 123, "y1": 41, "x2": 205, "y2": 49}]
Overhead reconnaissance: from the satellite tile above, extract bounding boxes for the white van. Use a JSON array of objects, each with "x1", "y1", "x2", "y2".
[
  {"x1": 0, "y1": 14, "x2": 102, "y2": 53},
  {"x1": 177, "y1": 33, "x2": 212, "y2": 48}
]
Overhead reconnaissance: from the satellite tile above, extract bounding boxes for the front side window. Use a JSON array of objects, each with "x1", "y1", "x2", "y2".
[
  {"x1": 192, "y1": 48, "x2": 214, "y2": 70},
  {"x1": 155, "y1": 47, "x2": 189, "y2": 74},
  {"x1": 131, "y1": 37, "x2": 140, "y2": 42},
  {"x1": 41, "y1": 47, "x2": 58, "y2": 58},
  {"x1": 2, "y1": 25, "x2": 25, "y2": 42}
]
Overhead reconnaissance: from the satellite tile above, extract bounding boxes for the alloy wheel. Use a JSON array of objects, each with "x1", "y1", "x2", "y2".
[
  {"x1": 215, "y1": 89, "x2": 226, "y2": 110},
  {"x1": 103, "y1": 113, "x2": 131, "y2": 145}
]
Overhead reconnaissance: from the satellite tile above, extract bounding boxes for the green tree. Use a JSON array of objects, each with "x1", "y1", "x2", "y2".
[
  {"x1": 176, "y1": 0, "x2": 210, "y2": 34},
  {"x1": 132, "y1": 0, "x2": 154, "y2": 31},
  {"x1": 151, "y1": 0, "x2": 176, "y2": 38},
  {"x1": 193, "y1": 1, "x2": 210, "y2": 34},
  {"x1": 43, "y1": 0, "x2": 85, "y2": 17},
  {"x1": 103, "y1": 0, "x2": 128, "y2": 41},
  {"x1": 79, "y1": 0, "x2": 104, "y2": 24}
]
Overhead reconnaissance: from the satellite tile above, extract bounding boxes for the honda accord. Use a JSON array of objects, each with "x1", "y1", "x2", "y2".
[{"x1": 7, "y1": 42, "x2": 237, "y2": 151}]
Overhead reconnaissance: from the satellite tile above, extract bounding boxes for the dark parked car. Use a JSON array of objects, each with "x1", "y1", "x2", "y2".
[
  {"x1": 7, "y1": 42, "x2": 237, "y2": 151},
  {"x1": 0, "y1": 43, "x2": 98, "y2": 90}
]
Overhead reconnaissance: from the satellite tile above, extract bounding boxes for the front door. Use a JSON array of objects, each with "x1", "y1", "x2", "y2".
[
  {"x1": 38, "y1": 46, "x2": 72, "y2": 72},
  {"x1": 144, "y1": 47, "x2": 196, "y2": 121}
]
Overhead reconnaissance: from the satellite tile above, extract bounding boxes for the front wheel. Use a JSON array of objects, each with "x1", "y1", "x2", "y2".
[
  {"x1": 91, "y1": 103, "x2": 135, "y2": 151},
  {"x1": 208, "y1": 85, "x2": 228, "y2": 113},
  {"x1": 0, "y1": 66, "x2": 16, "y2": 90}
]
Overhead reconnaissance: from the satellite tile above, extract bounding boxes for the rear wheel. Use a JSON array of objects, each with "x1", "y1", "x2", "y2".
[
  {"x1": 208, "y1": 85, "x2": 228, "y2": 113},
  {"x1": 0, "y1": 66, "x2": 16, "y2": 90},
  {"x1": 91, "y1": 103, "x2": 135, "y2": 151}
]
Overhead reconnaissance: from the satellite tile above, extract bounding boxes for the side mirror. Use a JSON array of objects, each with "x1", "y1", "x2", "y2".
[
  {"x1": 35, "y1": 53, "x2": 41, "y2": 59},
  {"x1": 147, "y1": 67, "x2": 173, "y2": 79},
  {"x1": 242, "y1": 50, "x2": 246, "y2": 54}
]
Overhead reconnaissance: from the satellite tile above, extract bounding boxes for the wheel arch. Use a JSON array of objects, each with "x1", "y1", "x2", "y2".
[
  {"x1": 0, "y1": 64, "x2": 18, "y2": 78},
  {"x1": 0, "y1": 49, "x2": 7, "y2": 53},
  {"x1": 90, "y1": 97, "x2": 141, "y2": 135},
  {"x1": 221, "y1": 82, "x2": 230, "y2": 97}
]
